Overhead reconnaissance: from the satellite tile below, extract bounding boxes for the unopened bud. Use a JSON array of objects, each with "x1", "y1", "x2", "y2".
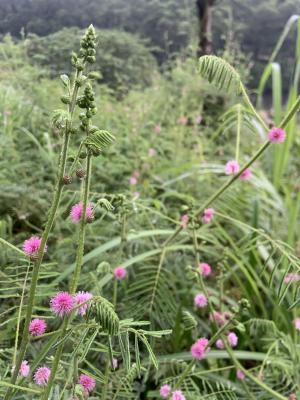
[
  {"x1": 62, "y1": 175, "x2": 72, "y2": 185},
  {"x1": 76, "y1": 169, "x2": 86, "y2": 179}
]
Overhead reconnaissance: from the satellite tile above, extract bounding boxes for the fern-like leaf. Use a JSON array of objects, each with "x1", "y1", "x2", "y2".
[
  {"x1": 84, "y1": 129, "x2": 115, "y2": 153},
  {"x1": 198, "y1": 55, "x2": 242, "y2": 94},
  {"x1": 88, "y1": 296, "x2": 119, "y2": 335}
]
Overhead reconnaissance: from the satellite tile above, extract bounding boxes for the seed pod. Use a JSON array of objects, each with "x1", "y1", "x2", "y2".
[
  {"x1": 76, "y1": 169, "x2": 86, "y2": 179},
  {"x1": 62, "y1": 175, "x2": 72, "y2": 185}
]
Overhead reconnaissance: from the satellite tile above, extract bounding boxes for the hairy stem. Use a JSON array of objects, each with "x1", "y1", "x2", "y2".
[
  {"x1": 41, "y1": 152, "x2": 92, "y2": 399},
  {"x1": 4, "y1": 130, "x2": 71, "y2": 400}
]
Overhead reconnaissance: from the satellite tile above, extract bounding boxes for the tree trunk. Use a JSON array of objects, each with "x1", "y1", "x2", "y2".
[{"x1": 196, "y1": 0, "x2": 214, "y2": 57}]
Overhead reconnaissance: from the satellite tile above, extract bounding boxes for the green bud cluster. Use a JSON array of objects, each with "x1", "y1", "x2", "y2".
[
  {"x1": 78, "y1": 84, "x2": 97, "y2": 130},
  {"x1": 79, "y1": 24, "x2": 97, "y2": 64}
]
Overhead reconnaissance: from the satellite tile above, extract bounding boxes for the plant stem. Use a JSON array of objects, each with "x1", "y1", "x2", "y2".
[
  {"x1": 41, "y1": 152, "x2": 92, "y2": 399},
  {"x1": 4, "y1": 130, "x2": 71, "y2": 400},
  {"x1": 163, "y1": 95, "x2": 300, "y2": 250},
  {"x1": 224, "y1": 341, "x2": 287, "y2": 400},
  {"x1": 70, "y1": 153, "x2": 92, "y2": 293}
]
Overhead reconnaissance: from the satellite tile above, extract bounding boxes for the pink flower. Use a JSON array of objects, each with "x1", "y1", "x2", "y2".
[
  {"x1": 34, "y1": 366, "x2": 51, "y2": 386},
  {"x1": 114, "y1": 266, "x2": 127, "y2": 280},
  {"x1": 225, "y1": 160, "x2": 240, "y2": 175},
  {"x1": 227, "y1": 332, "x2": 238, "y2": 347},
  {"x1": 180, "y1": 214, "x2": 189, "y2": 229},
  {"x1": 194, "y1": 293, "x2": 207, "y2": 308},
  {"x1": 191, "y1": 337, "x2": 210, "y2": 360},
  {"x1": 284, "y1": 273, "x2": 300, "y2": 284},
  {"x1": 148, "y1": 148, "x2": 157, "y2": 157},
  {"x1": 216, "y1": 339, "x2": 224, "y2": 349},
  {"x1": 177, "y1": 116, "x2": 188, "y2": 125},
  {"x1": 160, "y1": 384, "x2": 171, "y2": 398},
  {"x1": 154, "y1": 124, "x2": 162, "y2": 134},
  {"x1": 23, "y1": 236, "x2": 47, "y2": 257},
  {"x1": 172, "y1": 390, "x2": 186, "y2": 400},
  {"x1": 50, "y1": 292, "x2": 74, "y2": 317},
  {"x1": 236, "y1": 369, "x2": 245, "y2": 380},
  {"x1": 29, "y1": 319, "x2": 47, "y2": 336},
  {"x1": 199, "y1": 262, "x2": 212, "y2": 277},
  {"x1": 240, "y1": 168, "x2": 252, "y2": 181},
  {"x1": 79, "y1": 374, "x2": 96, "y2": 393},
  {"x1": 210, "y1": 310, "x2": 232, "y2": 326},
  {"x1": 202, "y1": 208, "x2": 215, "y2": 224},
  {"x1": 268, "y1": 127, "x2": 286, "y2": 143},
  {"x1": 133, "y1": 171, "x2": 140, "y2": 178},
  {"x1": 70, "y1": 202, "x2": 93, "y2": 223},
  {"x1": 288, "y1": 394, "x2": 297, "y2": 400},
  {"x1": 294, "y1": 318, "x2": 300, "y2": 331},
  {"x1": 19, "y1": 360, "x2": 30, "y2": 377},
  {"x1": 129, "y1": 176, "x2": 138, "y2": 185},
  {"x1": 112, "y1": 358, "x2": 118, "y2": 370},
  {"x1": 74, "y1": 291, "x2": 93, "y2": 316},
  {"x1": 195, "y1": 115, "x2": 203, "y2": 125}
]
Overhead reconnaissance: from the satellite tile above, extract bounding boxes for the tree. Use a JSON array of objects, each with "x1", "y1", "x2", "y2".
[{"x1": 196, "y1": 0, "x2": 218, "y2": 56}]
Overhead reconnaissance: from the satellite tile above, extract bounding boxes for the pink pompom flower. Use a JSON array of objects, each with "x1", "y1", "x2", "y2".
[
  {"x1": 23, "y1": 236, "x2": 47, "y2": 258},
  {"x1": 74, "y1": 291, "x2": 93, "y2": 316},
  {"x1": 70, "y1": 202, "x2": 93, "y2": 223},
  {"x1": 268, "y1": 127, "x2": 286, "y2": 143},
  {"x1": 50, "y1": 292, "x2": 74, "y2": 317},
  {"x1": 180, "y1": 214, "x2": 189, "y2": 229},
  {"x1": 172, "y1": 390, "x2": 186, "y2": 400},
  {"x1": 240, "y1": 168, "x2": 252, "y2": 181},
  {"x1": 216, "y1": 339, "x2": 224, "y2": 349},
  {"x1": 236, "y1": 369, "x2": 245, "y2": 380},
  {"x1": 12, "y1": 360, "x2": 30, "y2": 377},
  {"x1": 79, "y1": 374, "x2": 96, "y2": 393},
  {"x1": 210, "y1": 310, "x2": 232, "y2": 326},
  {"x1": 34, "y1": 366, "x2": 51, "y2": 386},
  {"x1": 199, "y1": 262, "x2": 212, "y2": 277},
  {"x1": 294, "y1": 318, "x2": 300, "y2": 331},
  {"x1": 225, "y1": 160, "x2": 240, "y2": 175},
  {"x1": 202, "y1": 208, "x2": 215, "y2": 224},
  {"x1": 129, "y1": 176, "x2": 138, "y2": 185},
  {"x1": 113, "y1": 266, "x2": 127, "y2": 280},
  {"x1": 194, "y1": 293, "x2": 207, "y2": 308},
  {"x1": 191, "y1": 337, "x2": 210, "y2": 360},
  {"x1": 112, "y1": 358, "x2": 118, "y2": 370},
  {"x1": 195, "y1": 115, "x2": 203, "y2": 125},
  {"x1": 227, "y1": 332, "x2": 238, "y2": 347},
  {"x1": 29, "y1": 319, "x2": 47, "y2": 336},
  {"x1": 177, "y1": 116, "x2": 188, "y2": 125},
  {"x1": 148, "y1": 148, "x2": 157, "y2": 157},
  {"x1": 284, "y1": 273, "x2": 300, "y2": 284},
  {"x1": 19, "y1": 360, "x2": 30, "y2": 377},
  {"x1": 154, "y1": 124, "x2": 162, "y2": 134},
  {"x1": 160, "y1": 384, "x2": 171, "y2": 398}
]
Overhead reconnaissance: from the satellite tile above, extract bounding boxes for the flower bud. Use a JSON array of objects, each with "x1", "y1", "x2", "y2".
[
  {"x1": 60, "y1": 95, "x2": 71, "y2": 104},
  {"x1": 76, "y1": 169, "x2": 86, "y2": 179},
  {"x1": 62, "y1": 175, "x2": 72, "y2": 185}
]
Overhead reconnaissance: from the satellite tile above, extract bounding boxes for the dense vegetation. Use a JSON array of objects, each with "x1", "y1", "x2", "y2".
[{"x1": 0, "y1": 2, "x2": 300, "y2": 400}]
